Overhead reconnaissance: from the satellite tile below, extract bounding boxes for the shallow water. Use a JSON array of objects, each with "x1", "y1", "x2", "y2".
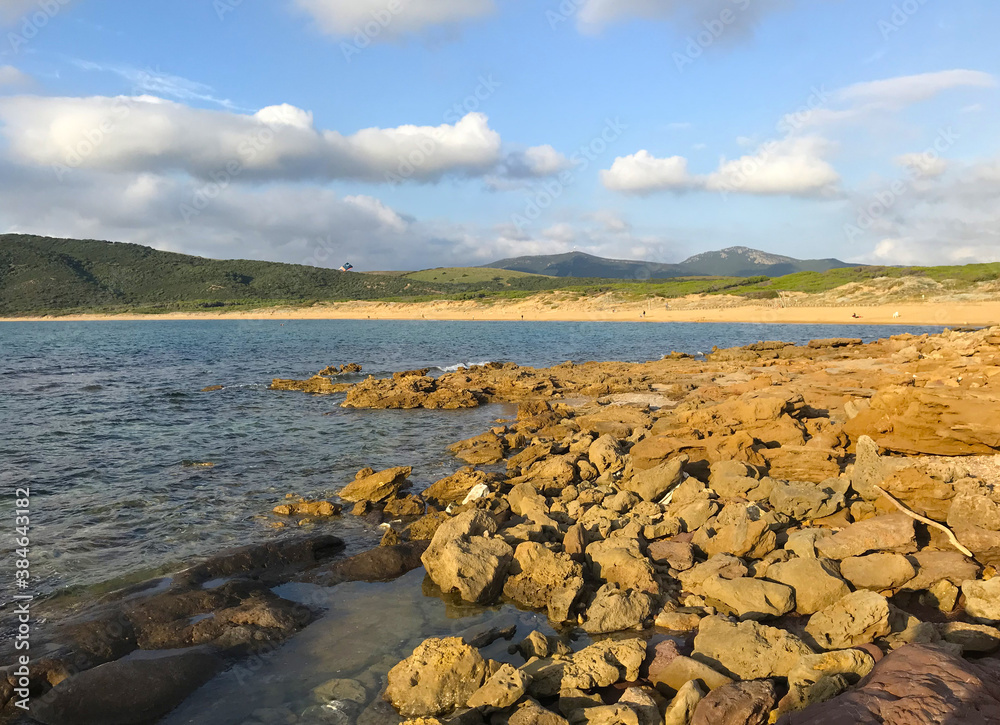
[{"x1": 0, "y1": 319, "x2": 944, "y2": 603}]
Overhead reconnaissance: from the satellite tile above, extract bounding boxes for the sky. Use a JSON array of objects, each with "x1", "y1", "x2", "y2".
[{"x1": 0, "y1": 0, "x2": 998, "y2": 271}]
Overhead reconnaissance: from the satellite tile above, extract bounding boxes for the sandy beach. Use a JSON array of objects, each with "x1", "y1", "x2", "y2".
[{"x1": 3, "y1": 297, "x2": 999, "y2": 327}]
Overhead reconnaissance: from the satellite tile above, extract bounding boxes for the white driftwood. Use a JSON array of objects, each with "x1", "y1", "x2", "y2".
[{"x1": 874, "y1": 485, "x2": 975, "y2": 559}]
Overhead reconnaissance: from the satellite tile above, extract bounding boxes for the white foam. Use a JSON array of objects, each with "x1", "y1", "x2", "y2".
[{"x1": 435, "y1": 360, "x2": 493, "y2": 373}]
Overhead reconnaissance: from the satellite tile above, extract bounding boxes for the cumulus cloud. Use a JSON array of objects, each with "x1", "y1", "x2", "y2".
[
  {"x1": 0, "y1": 65, "x2": 30, "y2": 86},
  {"x1": 0, "y1": 95, "x2": 505, "y2": 183},
  {"x1": 501, "y1": 145, "x2": 574, "y2": 178},
  {"x1": 602, "y1": 137, "x2": 839, "y2": 197},
  {"x1": 294, "y1": 0, "x2": 494, "y2": 39}
]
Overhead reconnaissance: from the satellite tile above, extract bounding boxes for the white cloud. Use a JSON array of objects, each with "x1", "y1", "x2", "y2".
[
  {"x1": 294, "y1": 0, "x2": 494, "y2": 39},
  {"x1": 837, "y1": 70, "x2": 996, "y2": 107},
  {"x1": 71, "y1": 61, "x2": 238, "y2": 109},
  {"x1": 0, "y1": 95, "x2": 504, "y2": 183},
  {"x1": 895, "y1": 152, "x2": 948, "y2": 179},
  {"x1": 601, "y1": 151, "x2": 692, "y2": 193},
  {"x1": 501, "y1": 145, "x2": 574, "y2": 178},
  {"x1": 0, "y1": 65, "x2": 30, "y2": 86},
  {"x1": 602, "y1": 137, "x2": 839, "y2": 197}
]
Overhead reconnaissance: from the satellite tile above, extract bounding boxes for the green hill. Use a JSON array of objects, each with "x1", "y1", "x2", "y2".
[{"x1": 0, "y1": 234, "x2": 442, "y2": 315}]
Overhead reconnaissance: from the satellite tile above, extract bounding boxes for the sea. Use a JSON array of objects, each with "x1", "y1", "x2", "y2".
[{"x1": 0, "y1": 319, "x2": 946, "y2": 723}]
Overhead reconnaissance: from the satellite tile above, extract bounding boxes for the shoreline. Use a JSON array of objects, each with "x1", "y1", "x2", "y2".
[{"x1": 2, "y1": 299, "x2": 998, "y2": 327}]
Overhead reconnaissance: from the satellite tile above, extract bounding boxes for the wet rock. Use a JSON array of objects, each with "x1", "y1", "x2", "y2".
[
  {"x1": 690, "y1": 679, "x2": 778, "y2": 725},
  {"x1": 311, "y1": 541, "x2": 429, "y2": 585},
  {"x1": 698, "y1": 576, "x2": 795, "y2": 620},
  {"x1": 272, "y1": 499, "x2": 342, "y2": 517},
  {"x1": 339, "y1": 466, "x2": 413, "y2": 503},
  {"x1": 814, "y1": 514, "x2": 916, "y2": 559},
  {"x1": 384, "y1": 494, "x2": 427, "y2": 518},
  {"x1": 467, "y1": 663, "x2": 529, "y2": 711},
  {"x1": 693, "y1": 616, "x2": 814, "y2": 680},
  {"x1": 385, "y1": 637, "x2": 489, "y2": 718},
  {"x1": 962, "y1": 578, "x2": 1000, "y2": 624},
  {"x1": 422, "y1": 511, "x2": 513, "y2": 605},
  {"x1": 766, "y1": 558, "x2": 851, "y2": 615},
  {"x1": 313, "y1": 677, "x2": 368, "y2": 704},
  {"x1": 30, "y1": 650, "x2": 225, "y2": 725},
  {"x1": 840, "y1": 553, "x2": 916, "y2": 591},
  {"x1": 776, "y1": 644, "x2": 1000, "y2": 725},
  {"x1": 805, "y1": 591, "x2": 891, "y2": 650},
  {"x1": 581, "y1": 585, "x2": 653, "y2": 634},
  {"x1": 174, "y1": 535, "x2": 344, "y2": 587},
  {"x1": 449, "y1": 432, "x2": 506, "y2": 465},
  {"x1": 503, "y1": 542, "x2": 585, "y2": 622},
  {"x1": 622, "y1": 456, "x2": 686, "y2": 503}
]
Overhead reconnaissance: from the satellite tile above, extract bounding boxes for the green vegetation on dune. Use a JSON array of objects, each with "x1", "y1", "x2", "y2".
[
  {"x1": 732, "y1": 264, "x2": 1000, "y2": 296},
  {"x1": 404, "y1": 267, "x2": 549, "y2": 284}
]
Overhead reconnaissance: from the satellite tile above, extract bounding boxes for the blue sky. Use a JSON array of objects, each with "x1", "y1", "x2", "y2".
[{"x1": 0, "y1": 0, "x2": 998, "y2": 271}]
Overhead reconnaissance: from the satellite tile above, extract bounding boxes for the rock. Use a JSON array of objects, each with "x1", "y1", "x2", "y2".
[
  {"x1": 663, "y1": 681, "x2": 705, "y2": 725},
  {"x1": 693, "y1": 504, "x2": 776, "y2": 560},
  {"x1": 577, "y1": 704, "x2": 640, "y2": 725},
  {"x1": 655, "y1": 608, "x2": 705, "y2": 631},
  {"x1": 962, "y1": 578, "x2": 1000, "y2": 624},
  {"x1": 691, "y1": 679, "x2": 778, "y2": 725},
  {"x1": 339, "y1": 467, "x2": 413, "y2": 503},
  {"x1": 623, "y1": 457, "x2": 686, "y2": 503},
  {"x1": 589, "y1": 435, "x2": 627, "y2": 475},
  {"x1": 780, "y1": 649, "x2": 876, "y2": 714},
  {"x1": 466, "y1": 664, "x2": 529, "y2": 711},
  {"x1": 385, "y1": 637, "x2": 489, "y2": 718},
  {"x1": 448, "y1": 432, "x2": 506, "y2": 465},
  {"x1": 421, "y1": 511, "x2": 513, "y2": 604},
  {"x1": 769, "y1": 480, "x2": 844, "y2": 520},
  {"x1": 581, "y1": 585, "x2": 653, "y2": 634},
  {"x1": 939, "y1": 622, "x2": 1000, "y2": 654},
  {"x1": 902, "y1": 550, "x2": 980, "y2": 591},
  {"x1": 563, "y1": 524, "x2": 587, "y2": 561},
  {"x1": 423, "y1": 469, "x2": 503, "y2": 506},
  {"x1": 920, "y1": 579, "x2": 960, "y2": 613},
  {"x1": 776, "y1": 644, "x2": 1000, "y2": 724},
  {"x1": 708, "y1": 460, "x2": 769, "y2": 500},
  {"x1": 409, "y1": 511, "x2": 451, "y2": 541},
  {"x1": 814, "y1": 514, "x2": 916, "y2": 559},
  {"x1": 761, "y1": 447, "x2": 842, "y2": 483},
  {"x1": 503, "y1": 542, "x2": 585, "y2": 622},
  {"x1": 273, "y1": 499, "x2": 342, "y2": 517},
  {"x1": 647, "y1": 540, "x2": 695, "y2": 571},
  {"x1": 559, "y1": 689, "x2": 605, "y2": 722},
  {"x1": 313, "y1": 541, "x2": 429, "y2": 585},
  {"x1": 314, "y1": 678, "x2": 368, "y2": 704},
  {"x1": 693, "y1": 616, "x2": 815, "y2": 680},
  {"x1": 805, "y1": 591, "x2": 891, "y2": 650},
  {"x1": 586, "y1": 538, "x2": 657, "y2": 593},
  {"x1": 678, "y1": 554, "x2": 748, "y2": 592},
  {"x1": 649, "y1": 655, "x2": 733, "y2": 694},
  {"x1": 881, "y1": 467, "x2": 955, "y2": 522},
  {"x1": 617, "y1": 687, "x2": 661, "y2": 725},
  {"x1": 30, "y1": 650, "x2": 224, "y2": 725},
  {"x1": 840, "y1": 553, "x2": 916, "y2": 591},
  {"x1": 766, "y1": 558, "x2": 850, "y2": 615},
  {"x1": 174, "y1": 534, "x2": 344, "y2": 587},
  {"x1": 699, "y1": 576, "x2": 795, "y2": 620},
  {"x1": 845, "y1": 386, "x2": 1000, "y2": 456},
  {"x1": 850, "y1": 435, "x2": 888, "y2": 501},
  {"x1": 509, "y1": 699, "x2": 570, "y2": 725},
  {"x1": 385, "y1": 494, "x2": 427, "y2": 517},
  {"x1": 562, "y1": 639, "x2": 646, "y2": 693},
  {"x1": 783, "y1": 529, "x2": 832, "y2": 559}
]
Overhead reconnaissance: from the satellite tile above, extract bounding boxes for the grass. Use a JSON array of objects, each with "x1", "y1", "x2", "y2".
[{"x1": 404, "y1": 267, "x2": 549, "y2": 284}]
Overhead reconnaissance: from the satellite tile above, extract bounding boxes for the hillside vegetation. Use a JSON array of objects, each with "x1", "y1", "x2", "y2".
[{"x1": 1, "y1": 235, "x2": 996, "y2": 316}]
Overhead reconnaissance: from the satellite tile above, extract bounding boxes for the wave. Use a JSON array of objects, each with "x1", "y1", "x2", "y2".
[{"x1": 434, "y1": 360, "x2": 493, "y2": 373}]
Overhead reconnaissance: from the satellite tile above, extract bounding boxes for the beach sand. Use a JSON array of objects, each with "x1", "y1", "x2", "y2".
[{"x1": 3, "y1": 297, "x2": 999, "y2": 326}]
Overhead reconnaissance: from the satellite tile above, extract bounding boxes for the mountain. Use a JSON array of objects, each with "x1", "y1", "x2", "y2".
[
  {"x1": 483, "y1": 246, "x2": 856, "y2": 279},
  {"x1": 0, "y1": 234, "x2": 440, "y2": 315}
]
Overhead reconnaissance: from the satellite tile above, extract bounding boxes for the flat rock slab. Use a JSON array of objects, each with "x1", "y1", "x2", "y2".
[
  {"x1": 31, "y1": 650, "x2": 224, "y2": 725},
  {"x1": 777, "y1": 644, "x2": 1000, "y2": 725}
]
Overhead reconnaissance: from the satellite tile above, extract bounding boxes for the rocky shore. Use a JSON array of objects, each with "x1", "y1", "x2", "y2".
[{"x1": 6, "y1": 326, "x2": 1000, "y2": 724}]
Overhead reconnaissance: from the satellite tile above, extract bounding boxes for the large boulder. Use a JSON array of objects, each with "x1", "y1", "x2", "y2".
[
  {"x1": 421, "y1": 510, "x2": 513, "y2": 604},
  {"x1": 780, "y1": 649, "x2": 876, "y2": 715},
  {"x1": 467, "y1": 664, "x2": 529, "y2": 711},
  {"x1": 503, "y1": 542, "x2": 585, "y2": 622},
  {"x1": 691, "y1": 679, "x2": 778, "y2": 725},
  {"x1": 29, "y1": 651, "x2": 224, "y2": 725},
  {"x1": 385, "y1": 637, "x2": 489, "y2": 718},
  {"x1": 339, "y1": 466, "x2": 412, "y2": 503},
  {"x1": 765, "y1": 558, "x2": 851, "y2": 615},
  {"x1": 769, "y1": 480, "x2": 845, "y2": 520},
  {"x1": 776, "y1": 644, "x2": 1000, "y2": 724},
  {"x1": 448, "y1": 432, "x2": 506, "y2": 465},
  {"x1": 760, "y1": 447, "x2": 842, "y2": 483},
  {"x1": 693, "y1": 616, "x2": 814, "y2": 680},
  {"x1": 814, "y1": 514, "x2": 916, "y2": 559},
  {"x1": 699, "y1": 576, "x2": 795, "y2": 620},
  {"x1": 581, "y1": 585, "x2": 654, "y2": 634},
  {"x1": 313, "y1": 541, "x2": 429, "y2": 585},
  {"x1": 805, "y1": 591, "x2": 891, "y2": 650},
  {"x1": 962, "y1": 578, "x2": 1000, "y2": 624},
  {"x1": 693, "y1": 504, "x2": 776, "y2": 560},
  {"x1": 588, "y1": 435, "x2": 628, "y2": 475},
  {"x1": 840, "y1": 553, "x2": 916, "y2": 591},
  {"x1": 586, "y1": 538, "x2": 657, "y2": 593},
  {"x1": 622, "y1": 457, "x2": 686, "y2": 503},
  {"x1": 422, "y1": 468, "x2": 503, "y2": 506}
]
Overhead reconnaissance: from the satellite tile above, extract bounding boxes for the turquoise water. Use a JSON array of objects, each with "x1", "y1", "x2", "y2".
[{"x1": 0, "y1": 320, "x2": 945, "y2": 600}]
